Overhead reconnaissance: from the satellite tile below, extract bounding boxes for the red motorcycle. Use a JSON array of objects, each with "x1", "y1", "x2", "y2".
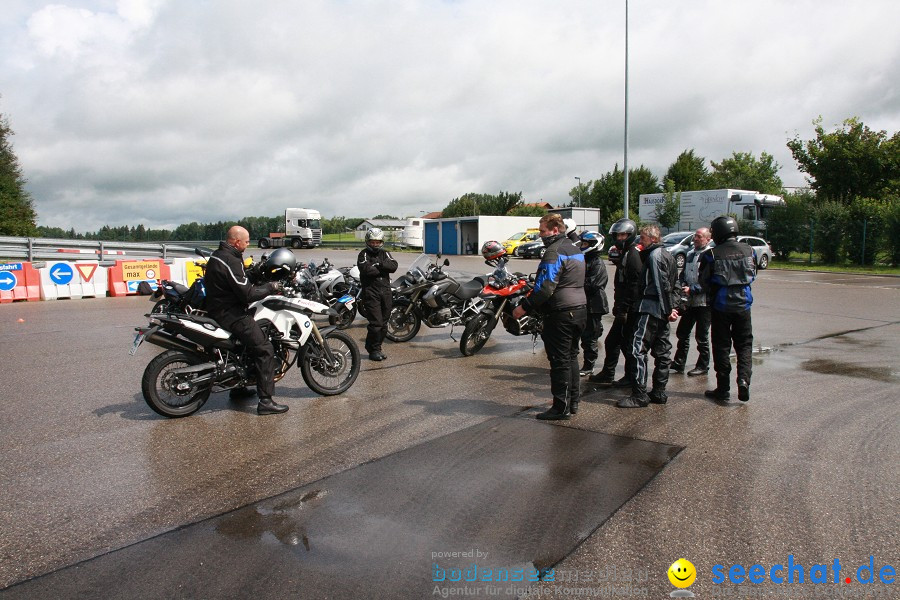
[{"x1": 458, "y1": 256, "x2": 541, "y2": 356}]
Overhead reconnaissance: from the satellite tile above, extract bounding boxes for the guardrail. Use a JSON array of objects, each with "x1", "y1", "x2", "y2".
[{"x1": 0, "y1": 236, "x2": 217, "y2": 263}]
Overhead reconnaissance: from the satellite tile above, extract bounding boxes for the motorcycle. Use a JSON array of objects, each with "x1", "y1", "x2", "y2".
[
  {"x1": 291, "y1": 259, "x2": 358, "y2": 330},
  {"x1": 385, "y1": 253, "x2": 487, "y2": 343},
  {"x1": 150, "y1": 248, "x2": 212, "y2": 315},
  {"x1": 131, "y1": 271, "x2": 361, "y2": 418},
  {"x1": 458, "y1": 257, "x2": 541, "y2": 356}
]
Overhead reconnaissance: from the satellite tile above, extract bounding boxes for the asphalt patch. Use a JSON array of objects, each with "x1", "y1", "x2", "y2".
[{"x1": 1, "y1": 417, "x2": 680, "y2": 599}]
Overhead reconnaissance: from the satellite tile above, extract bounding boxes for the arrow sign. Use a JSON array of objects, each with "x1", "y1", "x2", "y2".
[
  {"x1": 49, "y1": 263, "x2": 74, "y2": 286},
  {"x1": 0, "y1": 271, "x2": 17, "y2": 291},
  {"x1": 75, "y1": 263, "x2": 97, "y2": 282},
  {"x1": 127, "y1": 280, "x2": 158, "y2": 293}
]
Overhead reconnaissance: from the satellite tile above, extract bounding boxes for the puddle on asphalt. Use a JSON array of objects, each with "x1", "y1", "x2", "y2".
[{"x1": 800, "y1": 358, "x2": 897, "y2": 383}]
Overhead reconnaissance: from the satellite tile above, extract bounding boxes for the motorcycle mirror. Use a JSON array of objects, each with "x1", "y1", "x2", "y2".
[
  {"x1": 260, "y1": 252, "x2": 269, "y2": 262},
  {"x1": 194, "y1": 247, "x2": 212, "y2": 258},
  {"x1": 528, "y1": 273, "x2": 537, "y2": 283},
  {"x1": 443, "y1": 258, "x2": 450, "y2": 266}
]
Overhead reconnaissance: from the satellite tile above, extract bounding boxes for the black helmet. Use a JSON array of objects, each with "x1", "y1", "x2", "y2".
[
  {"x1": 481, "y1": 240, "x2": 506, "y2": 261},
  {"x1": 710, "y1": 216, "x2": 739, "y2": 244},
  {"x1": 609, "y1": 218, "x2": 637, "y2": 250},
  {"x1": 262, "y1": 248, "x2": 297, "y2": 281}
]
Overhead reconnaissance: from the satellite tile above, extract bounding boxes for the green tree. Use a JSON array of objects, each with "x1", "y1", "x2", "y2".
[
  {"x1": 664, "y1": 149, "x2": 710, "y2": 191},
  {"x1": 707, "y1": 151, "x2": 783, "y2": 194},
  {"x1": 583, "y1": 164, "x2": 660, "y2": 224},
  {"x1": 506, "y1": 204, "x2": 547, "y2": 217},
  {"x1": 884, "y1": 196, "x2": 900, "y2": 266},
  {"x1": 441, "y1": 191, "x2": 523, "y2": 217},
  {"x1": 654, "y1": 179, "x2": 682, "y2": 229},
  {"x1": 811, "y1": 201, "x2": 849, "y2": 264},
  {"x1": 787, "y1": 117, "x2": 899, "y2": 203},
  {"x1": 0, "y1": 112, "x2": 38, "y2": 236},
  {"x1": 764, "y1": 190, "x2": 813, "y2": 259},
  {"x1": 845, "y1": 197, "x2": 888, "y2": 266}
]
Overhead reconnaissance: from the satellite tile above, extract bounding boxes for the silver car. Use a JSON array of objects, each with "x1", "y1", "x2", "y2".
[{"x1": 737, "y1": 236, "x2": 773, "y2": 270}]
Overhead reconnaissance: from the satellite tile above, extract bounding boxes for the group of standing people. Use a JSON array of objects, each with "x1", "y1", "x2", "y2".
[{"x1": 518, "y1": 213, "x2": 757, "y2": 420}]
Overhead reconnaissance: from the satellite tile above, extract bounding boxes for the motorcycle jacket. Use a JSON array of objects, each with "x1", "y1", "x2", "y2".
[
  {"x1": 700, "y1": 238, "x2": 756, "y2": 312},
  {"x1": 678, "y1": 243, "x2": 711, "y2": 308},
  {"x1": 584, "y1": 252, "x2": 609, "y2": 315},
  {"x1": 522, "y1": 232, "x2": 586, "y2": 314},
  {"x1": 611, "y1": 243, "x2": 643, "y2": 316},
  {"x1": 356, "y1": 247, "x2": 398, "y2": 291},
  {"x1": 635, "y1": 242, "x2": 679, "y2": 320},
  {"x1": 205, "y1": 242, "x2": 278, "y2": 326}
]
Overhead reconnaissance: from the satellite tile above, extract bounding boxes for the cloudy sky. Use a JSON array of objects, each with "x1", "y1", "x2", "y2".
[{"x1": 2, "y1": 0, "x2": 899, "y2": 231}]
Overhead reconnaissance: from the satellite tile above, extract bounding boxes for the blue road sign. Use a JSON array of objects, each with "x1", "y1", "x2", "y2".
[
  {"x1": 127, "y1": 280, "x2": 158, "y2": 293},
  {"x1": 49, "y1": 263, "x2": 74, "y2": 286},
  {"x1": 0, "y1": 271, "x2": 18, "y2": 292}
]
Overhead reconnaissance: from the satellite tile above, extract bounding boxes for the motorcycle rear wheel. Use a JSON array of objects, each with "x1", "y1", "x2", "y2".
[
  {"x1": 141, "y1": 350, "x2": 212, "y2": 417},
  {"x1": 151, "y1": 299, "x2": 174, "y2": 314},
  {"x1": 300, "y1": 330, "x2": 360, "y2": 395},
  {"x1": 460, "y1": 313, "x2": 494, "y2": 356},
  {"x1": 386, "y1": 305, "x2": 421, "y2": 342},
  {"x1": 328, "y1": 304, "x2": 357, "y2": 329}
]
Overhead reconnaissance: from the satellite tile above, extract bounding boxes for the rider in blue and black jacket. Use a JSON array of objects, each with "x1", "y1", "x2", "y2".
[
  {"x1": 700, "y1": 216, "x2": 757, "y2": 402},
  {"x1": 516, "y1": 214, "x2": 586, "y2": 420}
]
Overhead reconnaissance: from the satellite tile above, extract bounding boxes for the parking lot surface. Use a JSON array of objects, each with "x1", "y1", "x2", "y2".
[{"x1": 0, "y1": 251, "x2": 897, "y2": 598}]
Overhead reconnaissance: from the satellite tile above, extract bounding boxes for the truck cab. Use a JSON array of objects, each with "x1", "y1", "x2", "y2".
[
  {"x1": 502, "y1": 229, "x2": 541, "y2": 256},
  {"x1": 258, "y1": 208, "x2": 322, "y2": 249}
]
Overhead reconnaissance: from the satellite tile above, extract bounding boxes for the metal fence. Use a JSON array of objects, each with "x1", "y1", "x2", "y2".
[{"x1": 0, "y1": 236, "x2": 216, "y2": 263}]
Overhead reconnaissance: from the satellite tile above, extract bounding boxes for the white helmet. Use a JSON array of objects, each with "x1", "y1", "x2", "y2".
[
  {"x1": 366, "y1": 227, "x2": 385, "y2": 249},
  {"x1": 563, "y1": 218, "x2": 579, "y2": 242}
]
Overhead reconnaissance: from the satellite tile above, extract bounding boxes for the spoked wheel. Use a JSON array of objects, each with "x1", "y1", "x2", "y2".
[
  {"x1": 300, "y1": 330, "x2": 360, "y2": 395},
  {"x1": 385, "y1": 305, "x2": 421, "y2": 342},
  {"x1": 141, "y1": 350, "x2": 212, "y2": 417},
  {"x1": 459, "y1": 313, "x2": 495, "y2": 356}
]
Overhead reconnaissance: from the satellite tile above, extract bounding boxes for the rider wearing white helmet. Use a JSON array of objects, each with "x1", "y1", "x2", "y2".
[{"x1": 357, "y1": 227, "x2": 398, "y2": 361}]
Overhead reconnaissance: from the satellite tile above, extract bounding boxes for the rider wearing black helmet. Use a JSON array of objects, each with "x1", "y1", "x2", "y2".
[
  {"x1": 700, "y1": 216, "x2": 757, "y2": 402},
  {"x1": 588, "y1": 218, "x2": 642, "y2": 387},
  {"x1": 357, "y1": 227, "x2": 398, "y2": 361},
  {"x1": 205, "y1": 225, "x2": 290, "y2": 415}
]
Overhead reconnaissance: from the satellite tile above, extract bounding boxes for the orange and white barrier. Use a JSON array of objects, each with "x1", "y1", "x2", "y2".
[
  {"x1": 39, "y1": 261, "x2": 108, "y2": 300},
  {"x1": 107, "y1": 259, "x2": 171, "y2": 297},
  {"x1": 0, "y1": 262, "x2": 42, "y2": 303}
]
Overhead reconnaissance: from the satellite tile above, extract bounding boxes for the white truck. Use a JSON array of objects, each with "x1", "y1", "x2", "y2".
[
  {"x1": 638, "y1": 189, "x2": 784, "y2": 232},
  {"x1": 257, "y1": 208, "x2": 323, "y2": 249}
]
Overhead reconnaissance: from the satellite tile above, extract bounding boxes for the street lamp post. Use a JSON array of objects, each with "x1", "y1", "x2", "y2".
[
  {"x1": 575, "y1": 176, "x2": 581, "y2": 208},
  {"x1": 623, "y1": 0, "x2": 630, "y2": 218}
]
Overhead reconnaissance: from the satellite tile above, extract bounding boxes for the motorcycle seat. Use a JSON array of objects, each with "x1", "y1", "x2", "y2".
[
  {"x1": 455, "y1": 278, "x2": 486, "y2": 300},
  {"x1": 164, "y1": 281, "x2": 189, "y2": 295}
]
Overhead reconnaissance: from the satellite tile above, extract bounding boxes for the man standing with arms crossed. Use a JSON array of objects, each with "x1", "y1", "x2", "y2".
[
  {"x1": 513, "y1": 214, "x2": 586, "y2": 420},
  {"x1": 671, "y1": 227, "x2": 712, "y2": 377}
]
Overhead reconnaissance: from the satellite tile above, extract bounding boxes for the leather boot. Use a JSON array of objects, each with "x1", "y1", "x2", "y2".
[{"x1": 257, "y1": 397, "x2": 289, "y2": 415}]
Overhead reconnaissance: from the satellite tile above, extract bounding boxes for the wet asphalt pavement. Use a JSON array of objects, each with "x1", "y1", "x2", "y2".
[{"x1": 0, "y1": 251, "x2": 897, "y2": 598}]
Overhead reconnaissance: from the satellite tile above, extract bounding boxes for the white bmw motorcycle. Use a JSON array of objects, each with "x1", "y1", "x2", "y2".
[{"x1": 131, "y1": 292, "x2": 360, "y2": 418}]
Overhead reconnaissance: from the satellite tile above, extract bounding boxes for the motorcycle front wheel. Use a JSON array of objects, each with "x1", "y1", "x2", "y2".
[
  {"x1": 141, "y1": 350, "x2": 212, "y2": 417},
  {"x1": 300, "y1": 330, "x2": 360, "y2": 395},
  {"x1": 459, "y1": 313, "x2": 495, "y2": 356},
  {"x1": 385, "y1": 305, "x2": 421, "y2": 342}
]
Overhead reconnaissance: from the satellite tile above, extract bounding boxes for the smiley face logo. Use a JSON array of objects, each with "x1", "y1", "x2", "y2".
[{"x1": 667, "y1": 558, "x2": 697, "y2": 588}]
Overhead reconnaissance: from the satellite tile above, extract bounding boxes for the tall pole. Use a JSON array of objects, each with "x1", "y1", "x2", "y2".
[
  {"x1": 623, "y1": 0, "x2": 630, "y2": 218},
  {"x1": 575, "y1": 176, "x2": 581, "y2": 207}
]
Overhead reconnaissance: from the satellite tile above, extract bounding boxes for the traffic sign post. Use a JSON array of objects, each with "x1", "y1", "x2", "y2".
[
  {"x1": 40, "y1": 261, "x2": 109, "y2": 300},
  {"x1": 0, "y1": 262, "x2": 41, "y2": 303}
]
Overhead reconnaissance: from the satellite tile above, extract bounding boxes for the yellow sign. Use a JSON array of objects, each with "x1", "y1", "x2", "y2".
[
  {"x1": 122, "y1": 260, "x2": 161, "y2": 281},
  {"x1": 185, "y1": 260, "x2": 207, "y2": 285}
]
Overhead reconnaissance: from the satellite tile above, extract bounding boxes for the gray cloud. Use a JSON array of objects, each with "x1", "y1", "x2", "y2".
[{"x1": 2, "y1": 0, "x2": 898, "y2": 231}]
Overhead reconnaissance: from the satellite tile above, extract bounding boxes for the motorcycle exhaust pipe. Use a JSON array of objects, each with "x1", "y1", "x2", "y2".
[{"x1": 145, "y1": 330, "x2": 202, "y2": 354}]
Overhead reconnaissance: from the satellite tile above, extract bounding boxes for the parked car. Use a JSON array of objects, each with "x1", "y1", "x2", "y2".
[
  {"x1": 737, "y1": 235, "x2": 773, "y2": 270},
  {"x1": 670, "y1": 234, "x2": 773, "y2": 271},
  {"x1": 662, "y1": 231, "x2": 694, "y2": 248},
  {"x1": 503, "y1": 229, "x2": 541, "y2": 256},
  {"x1": 666, "y1": 233, "x2": 695, "y2": 269},
  {"x1": 517, "y1": 239, "x2": 546, "y2": 259}
]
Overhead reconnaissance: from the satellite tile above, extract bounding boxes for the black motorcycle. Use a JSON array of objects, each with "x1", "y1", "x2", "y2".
[
  {"x1": 385, "y1": 254, "x2": 487, "y2": 343},
  {"x1": 150, "y1": 248, "x2": 212, "y2": 315}
]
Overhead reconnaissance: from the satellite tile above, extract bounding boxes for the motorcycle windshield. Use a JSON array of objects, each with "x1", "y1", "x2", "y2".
[{"x1": 406, "y1": 254, "x2": 434, "y2": 282}]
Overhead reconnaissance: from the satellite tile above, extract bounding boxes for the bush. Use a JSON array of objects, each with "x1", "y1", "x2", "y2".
[
  {"x1": 884, "y1": 196, "x2": 900, "y2": 266},
  {"x1": 811, "y1": 201, "x2": 849, "y2": 263},
  {"x1": 845, "y1": 197, "x2": 887, "y2": 265},
  {"x1": 765, "y1": 194, "x2": 811, "y2": 259}
]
